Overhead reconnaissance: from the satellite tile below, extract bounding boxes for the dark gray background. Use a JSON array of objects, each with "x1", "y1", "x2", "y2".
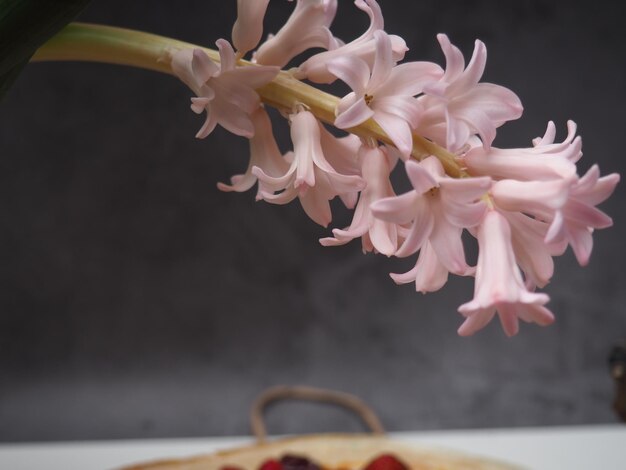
[{"x1": 1, "y1": 0, "x2": 625, "y2": 442}]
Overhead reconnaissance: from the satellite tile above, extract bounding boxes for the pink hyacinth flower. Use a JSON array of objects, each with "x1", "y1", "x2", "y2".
[
  {"x1": 330, "y1": 30, "x2": 443, "y2": 157},
  {"x1": 296, "y1": 0, "x2": 408, "y2": 84},
  {"x1": 217, "y1": 107, "x2": 290, "y2": 196},
  {"x1": 254, "y1": 0, "x2": 339, "y2": 67},
  {"x1": 320, "y1": 144, "x2": 399, "y2": 256},
  {"x1": 463, "y1": 121, "x2": 581, "y2": 181},
  {"x1": 416, "y1": 34, "x2": 523, "y2": 152},
  {"x1": 170, "y1": 41, "x2": 278, "y2": 138},
  {"x1": 458, "y1": 210, "x2": 555, "y2": 337},
  {"x1": 545, "y1": 164, "x2": 620, "y2": 266},
  {"x1": 232, "y1": 0, "x2": 271, "y2": 57},
  {"x1": 371, "y1": 156, "x2": 490, "y2": 275},
  {"x1": 253, "y1": 109, "x2": 365, "y2": 227}
]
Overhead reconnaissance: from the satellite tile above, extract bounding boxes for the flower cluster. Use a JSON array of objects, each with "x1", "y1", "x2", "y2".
[{"x1": 169, "y1": 0, "x2": 619, "y2": 336}]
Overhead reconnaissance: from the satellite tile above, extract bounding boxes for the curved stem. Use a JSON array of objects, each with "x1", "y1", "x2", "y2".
[{"x1": 32, "y1": 22, "x2": 463, "y2": 177}]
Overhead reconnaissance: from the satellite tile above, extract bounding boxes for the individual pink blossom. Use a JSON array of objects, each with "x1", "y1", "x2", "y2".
[
  {"x1": 254, "y1": 0, "x2": 339, "y2": 67},
  {"x1": 415, "y1": 34, "x2": 523, "y2": 152},
  {"x1": 330, "y1": 30, "x2": 443, "y2": 157},
  {"x1": 253, "y1": 109, "x2": 365, "y2": 226},
  {"x1": 545, "y1": 164, "x2": 620, "y2": 266},
  {"x1": 296, "y1": 0, "x2": 408, "y2": 84},
  {"x1": 320, "y1": 144, "x2": 399, "y2": 255},
  {"x1": 371, "y1": 156, "x2": 491, "y2": 275},
  {"x1": 217, "y1": 107, "x2": 289, "y2": 196},
  {"x1": 231, "y1": 0, "x2": 271, "y2": 57},
  {"x1": 458, "y1": 210, "x2": 555, "y2": 337},
  {"x1": 170, "y1": 41, "x2": 278, "y2": 138},
  {"x1": 463, "y1": 121, "x2": 580, "y2": 181}
]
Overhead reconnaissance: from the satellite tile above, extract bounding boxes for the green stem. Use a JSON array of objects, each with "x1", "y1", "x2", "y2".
[{"x1": 32, "y1": 22, "x2": 463, "y2": 177}]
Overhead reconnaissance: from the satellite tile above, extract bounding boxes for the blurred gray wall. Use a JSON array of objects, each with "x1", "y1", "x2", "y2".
[{"x1": 0, "y1": 0, "x2": 625, "y2": 442}]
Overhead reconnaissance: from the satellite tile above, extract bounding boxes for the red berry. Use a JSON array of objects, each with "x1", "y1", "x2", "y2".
[
  {"x1": 363, "y1": 454, "x2": 409, "y2": 470},
  {"x1": 259, "y1": 458, "x2": 284, "y2": 470}
]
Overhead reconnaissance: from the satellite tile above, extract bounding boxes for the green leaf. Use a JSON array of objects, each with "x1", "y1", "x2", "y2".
[{"x1": 0, "y1": 0, "x2": 92, "y2": 101}]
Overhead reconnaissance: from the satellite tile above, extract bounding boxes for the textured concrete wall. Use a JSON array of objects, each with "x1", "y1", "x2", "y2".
[{"x1": 1, "y1": 0, "x2": 625, "y2": 442}]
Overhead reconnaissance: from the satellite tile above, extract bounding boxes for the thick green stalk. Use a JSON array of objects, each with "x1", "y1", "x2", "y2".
[{"x1": 32, "y1": 22, "x2": 463, "y2": 177}]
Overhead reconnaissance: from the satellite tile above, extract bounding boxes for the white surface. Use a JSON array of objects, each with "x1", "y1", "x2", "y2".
[{"x1": 0, "y1": 425, "x2": 624, "y2": 470}]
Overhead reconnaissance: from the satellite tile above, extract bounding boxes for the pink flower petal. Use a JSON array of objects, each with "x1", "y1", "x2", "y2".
[
  {"x1": 395, "y1": 199, "x2": 433, "y2": 257},
  {"x1": 505, "y1": 211, "x2": 555, "y2": 288},
  {"x1": 190, "y1": 96, "x2": 211, "y2": 114},
  {"x1": 371, "y1": 191, "x2": 417, "y2": 224},
  {"x1": 300, "y1": 187, "x2": 333, "y2": 227},
  {"x1": 436, "y1": 34, "x2": 465, "y2": 82},
  {"x1": 335, "y1": 95, "x2": 375, "y2": 129},
  {"x1": 372, "y1": 95, "x2": 423, "y2": 128},
  {"x1": 375, "y1": 61, "x2": 444, "y2": 97},
  {"x1": 216, "y1": 39, "x2": 236, "y2": 72},
  {"x1": 450, "y1": 104, "x2": 496, "y2": 148},
  {"x1": 368, "y1": 30, "x2": 393, "y2": 91},
  {"x1": 568, "y1": 225, "x2": 594, "y2": 266},
  {"x1": 429, "y1": 212, "x2": 471, "y2": 274},
  {"x1": 404, "y1": 159, "x2": 438, "y2": 194},
  {"x1": 390, "y1": 241, "x2": 449, "y2": 293},
  {"x1": 327, "y1": 56, "x2": 370, "y2": 96},
  {"x1": 491, "y1": 178, "x2": 570, "y2": 215},
  {"x1": 194, "y1": 110, "x2": 218, "y2": 138},
  {"x1": 448, "y1": 40, "x2": 486, "y2": 95},
  {"x1": 209, "y1": 98, "x2": 255, "y2": 137},
  {"x1": 191, "y1": 49, "x2": 220, "y2": 86},
  {"x1": 463, "y1": 83, "x2": 523, "y2": 126},
  {"x1": 374, "y1": 111, "x2": 414, "y2": 157}
]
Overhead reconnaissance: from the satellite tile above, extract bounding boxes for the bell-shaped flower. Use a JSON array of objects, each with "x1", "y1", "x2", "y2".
[
  {"x1": 170, "y1": 41, "x2": 278, "y2": 138},
  {"x1": 254, "y1": 0, "x2": 339, "y2": 67},
  {"x1": 232, "y1": 0, "x2": 271, "y2": 57},
  {"x1": 330, "y1": 31, "x2": 442, "y2": 157},
  {"x1": 217, "y1": 107, "x2": 289, "y2": 197},
  {"x1": 545, "y1": 164, "x2": 619, "y2": 266},
  {"x1": 320, "y1": 144, "x2": 399, "y2": 255},
  {"x1": 415, "y1": 34, "x2": 523, "y2": 152},
  {"x1": 371, "y1": 156, "x2": 490, "y2": 275},
  {"x1": 463, "y1": 121, "x2": 580, "y2": 181},
  {"x1": 458, "y1": 210, "x2": 556, "y2": 337},
  {"x1": 296, "y1": 0, "x2": 408, "y2": 84},
  {"x1": 253, "y1": 109, "x2": 365, "y2": 227}
]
